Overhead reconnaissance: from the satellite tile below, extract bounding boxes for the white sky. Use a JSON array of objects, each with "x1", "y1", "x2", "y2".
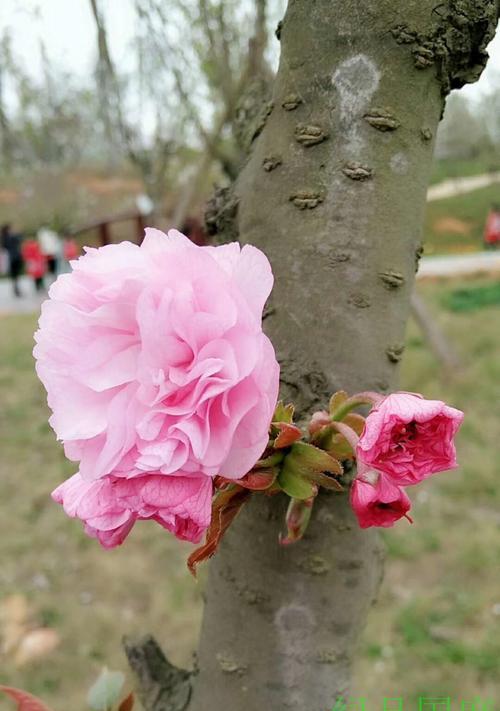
[
  {"x1": 0, "y1": 0, "x2": 136, "y2": 83},
  {"x1": 0, "y1": 0, "x2": 499, "y2": 101}
]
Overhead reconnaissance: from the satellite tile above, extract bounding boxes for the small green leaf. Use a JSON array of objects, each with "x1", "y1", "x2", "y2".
[
  {"x1": 315, "y1": 426, "x2": 354, "y2": 459},
  {"x1": 284, "y1": 442, "x2": 343, "y2": 491},
  {"x1": 272, "y1": 401, "x2": 295, "y2": 424},
  {"x1": 312, "y1": 471, "x2": 343, "y2": 492},
  {"x1": 278, "y1": 460, "x2": 316, "y2": 499},
  {"x1": 329, "y1": 390, "x2": 348, "y2": 416},
  {"x1": 330, "y1": 437, "x2": 355, "y2": 459},
  {"x1": 87, "y1": 668, "x2": 125, "y2": 711},
  {"x1": 254, "y1": 451, "x2": 284, "y2": 468},
  {"x1": 288, "y1": 441, "x2": 343, "y2": 475}
]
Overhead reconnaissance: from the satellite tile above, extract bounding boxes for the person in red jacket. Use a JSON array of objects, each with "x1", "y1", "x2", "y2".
[
  {"x1": 58, "y1": 234, "x2": 80, "y2": 273},
  {"x1": 63, "y1": 235, "x2": 80, "y2": 261},
  {"x1": 484, "y1": 204, "x2": 500, "y2": 248},
  {"x1": 22, "y1": 237, "x2": 47, "y2": 292}
]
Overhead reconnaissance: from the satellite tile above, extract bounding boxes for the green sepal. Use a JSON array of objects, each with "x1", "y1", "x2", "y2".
[
  {"x1": 273, "y1": 401, "x2": 295, "y2": 424},
  {"x1": 314, "y1": 425, "x2": 354, "y2": 459},
  {"x1": 254, "y1": 451, "x2": 285, "y2": 468},
  {"x1": 278, "y1": 459, "x2": 317, "y2": 499},
  {"x1": 329, "y1": 390, "x2": 348, "y2": 417},
  {"x1": 288, "y1": 441, "x2": 343, "y2": 475},
  {"x1": 280, "y1": 496, "x2": 315, "y2": 545}
]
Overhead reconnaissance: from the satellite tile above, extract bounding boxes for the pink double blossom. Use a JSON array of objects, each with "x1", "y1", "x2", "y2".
[{"x1": 35, "y1": 229, "x2": 280, "y2": 546}]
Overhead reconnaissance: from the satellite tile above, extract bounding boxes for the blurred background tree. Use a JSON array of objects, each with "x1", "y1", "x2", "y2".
[
  {"x1": 1, "y1": 0, "x2": 500, "y2": 234},
  {"x1": 0, "y1": 0, "x2": 284, "y2": 228}
]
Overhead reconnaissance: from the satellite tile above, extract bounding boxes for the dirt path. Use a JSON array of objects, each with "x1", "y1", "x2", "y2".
[
  {"x1": 427, "y1": 172, "x2": 500, "y2": 201},
  {"x1": 416, "y1": 250, "x2": 500, "y2": 279},
  {"x1": 0, "y1": 276, "x2": 46, "y2": 316},
  {"x1": 3, "y1": 251, "x2": 498, "y2": 317}
]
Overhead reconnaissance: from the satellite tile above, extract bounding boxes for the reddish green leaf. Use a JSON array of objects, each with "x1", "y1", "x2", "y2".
[
  {"x1": 0, "y1": 687, "x2": 53, "y2": 711},
  {"x1": 213, "y1": 475, "x2": 229, "y2": 490},
  {"x1": 234, "y1": 468, "x2": 278, "y2": 490},
  {"x1": 218, "y1": 468, "x2": 279, "y2": 491},
  {"x1": 118, "y1": 692, "x2": 135, "y2": 711},
  {"x1": 188, "y1": 487, "x2": 251, "y2": 576},
  {"x1": 273, "y1": 422, "x2": 302, "y2": 448},
  {"x1": 280, "y1": 496, "x2": 315, "y2": 545}
]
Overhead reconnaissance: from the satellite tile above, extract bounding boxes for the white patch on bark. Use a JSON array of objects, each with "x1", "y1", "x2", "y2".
[
  {"x1": 332, "y1": 55, "x2": 380, "y2": 157},
  {"x1": 274, "y1": 600, "x2": 316, "y2": 708},
  {"x1": 390, "y1": 152, "x2": 410, "y2": 175}
]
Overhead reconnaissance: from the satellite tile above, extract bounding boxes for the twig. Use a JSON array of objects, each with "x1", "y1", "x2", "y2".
[{"x1": 123, "y1": 635, "x2": 192, "y2": 711}]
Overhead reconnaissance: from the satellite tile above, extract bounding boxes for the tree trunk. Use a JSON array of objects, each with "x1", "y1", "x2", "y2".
[
  {"x1": 127, "y1": 2, "x2": 498, "y2": 709},
  {"x1": 189, "y1": 2, "x2": 497, "y2": 709}
]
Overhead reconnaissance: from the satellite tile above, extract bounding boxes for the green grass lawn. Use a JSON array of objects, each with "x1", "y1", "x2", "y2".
[
  {"x1": 424, "y1": 182, "x2": 500, "y2": 254},
  {"x1": 0, "y1": 317, "x2": 204, "y2": 709},
  {"x1": 354, "y1": 276, "x2": 500, "y2": 706},
  {"x1": 430, "y1": 155, "x2": 500, "y2": 186},
  {"x1": 425, "y1": 153, "x2": 500, "y2": 254},
  {"x1": 1, "y1": 277, "x2": 499, "y2": 709}
]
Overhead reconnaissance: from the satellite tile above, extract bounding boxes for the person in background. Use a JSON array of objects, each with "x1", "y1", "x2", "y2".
[
  {"x1": 22, "y1": 234, "x2": 47, "y2": 292},
  {"x1": 1, "y1": 222, "x2": 24, "y2": 298},
  {"x1": 483, "y1": 204, "x2": 500, "y2": 249},
  {"x1": 60, "y1": 234, "x2": 80, "y2": 272},
  {"x1": 38, "y1": 226, "x2": 62, "y2": 278},
  {"x1": 0, "y1": 237, "x2": 8, "y2": 277}
]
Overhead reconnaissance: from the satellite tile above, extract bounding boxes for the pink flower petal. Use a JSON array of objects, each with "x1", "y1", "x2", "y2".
[
  {"x1": 357, "y1": 392, "x2": 463, "y2": 485},
  {"x1": 52, "y1": 472, "x2": 213, "y2": 546}
]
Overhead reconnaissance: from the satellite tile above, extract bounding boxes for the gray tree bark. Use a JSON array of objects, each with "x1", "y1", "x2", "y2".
[{"x1": 126, "y1": 2, "x2": 498, "y2": 710}]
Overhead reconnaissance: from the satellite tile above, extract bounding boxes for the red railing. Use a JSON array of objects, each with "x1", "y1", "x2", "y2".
[{"x1": 71, "y1": 212, "x2": 207, "y2": 247}]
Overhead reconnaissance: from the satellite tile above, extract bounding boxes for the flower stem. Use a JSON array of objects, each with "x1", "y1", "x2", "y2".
[
  {"x1": 331, "y1": 391, "x2": 383, "y2": 421},
  {"x1": 330, "y1": 421, "x2": 360, "y2": 452}
]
